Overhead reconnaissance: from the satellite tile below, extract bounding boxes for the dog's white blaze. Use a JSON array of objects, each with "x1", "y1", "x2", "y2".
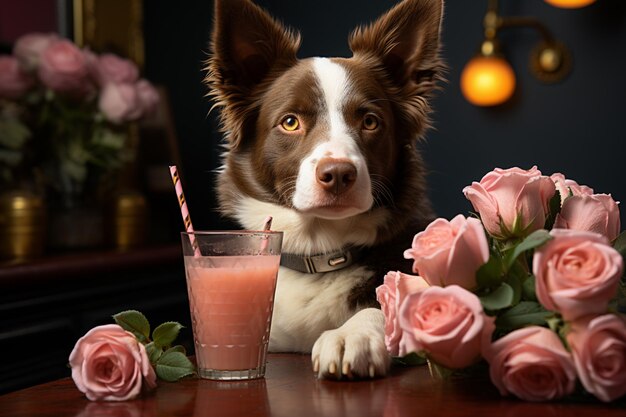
[
  {"x1": 313, "y1": 58, "x2": 352, "y2": 149},
  {"x1": 291, "y1": 58, "x2": 373, "y2": 218}
]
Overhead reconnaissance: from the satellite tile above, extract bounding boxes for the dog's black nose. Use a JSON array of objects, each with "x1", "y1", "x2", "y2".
[{"x1": 316, "y1": 158, "x2": 357, "y2": 195}]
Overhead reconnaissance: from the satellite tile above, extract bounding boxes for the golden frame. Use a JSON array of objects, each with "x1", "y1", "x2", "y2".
[{"x1": 72, "y1": 0, "x2": 144, "y2": 68}]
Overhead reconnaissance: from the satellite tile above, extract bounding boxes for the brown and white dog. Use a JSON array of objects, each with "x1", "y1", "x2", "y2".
[{"x1": 205, "y1": 0, "x2": 444, "y2": 379}]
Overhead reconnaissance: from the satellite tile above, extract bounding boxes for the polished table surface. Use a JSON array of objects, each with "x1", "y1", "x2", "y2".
[{"x1": 1, "y1": 353, "x2": 623, "y2": 417}]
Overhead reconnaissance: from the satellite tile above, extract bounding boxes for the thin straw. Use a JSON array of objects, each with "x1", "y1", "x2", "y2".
[
  {"x1": 263, "y1": 216, "x2": 273, "y2": 231},
  {"x1": 261, "y1": 216, "x2": 273, "y2": 253},
  {"x1": 169, "y1": 165, "x2": 201, "y2": 257}
]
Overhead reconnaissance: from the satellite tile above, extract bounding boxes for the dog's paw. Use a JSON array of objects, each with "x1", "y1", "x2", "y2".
[{"x1": 311, "y1": 308, "x2": 390, "y2": 380}]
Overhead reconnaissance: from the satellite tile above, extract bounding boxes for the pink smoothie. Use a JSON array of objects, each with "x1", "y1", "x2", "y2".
[{"x1": 184, "y1": 255, "x2": 280, "y2": 371}]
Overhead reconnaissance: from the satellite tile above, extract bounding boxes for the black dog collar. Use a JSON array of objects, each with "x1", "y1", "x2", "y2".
[{"x1": 280, "y1": 247, "x2": 362, "y2": 274}]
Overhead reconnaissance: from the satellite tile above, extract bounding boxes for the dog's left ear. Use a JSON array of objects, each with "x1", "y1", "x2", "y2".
[
  {"x1": 206, "y1": 0, "x2": 301, "y2": 148},
  {"x1": 349, "y1": 0, "x2": 444, "y2": 91}
]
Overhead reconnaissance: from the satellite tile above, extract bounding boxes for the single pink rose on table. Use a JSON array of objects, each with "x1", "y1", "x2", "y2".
[
  {"x1": 38, "y1": 39, "x2": 93, "y2": 96},
  {"x1": 398, "y1": 285, "x2": 494, "y2": 369},
  {"x1": 403, "y1": 215, "x2": 488, "y2": 290},
  {"x1": 567, "y1": 314, "x2": 626, "y2": 403},
  {"x1": 98, "y1": 82, "x2": 143, "y2": 124},
  {"x1": 463, "y1": 166, "x2": 556, "y2": 239},
  {"x1": 376, "y1": 271, "x2": 429, "y2": 356},
  {"x1": 550, "y1": 173, "x2": 594, "y2": 205},
  {"x1": 91, "y1": 53, "x2": 139, "y2": 86},
  {"x1": 69, "y1": 324, "x2": 157, "y2": 401},
  {"x1": 13, "y1": 32, "x2": 60, "y2": 72},
  {"x1": 533, "y1": 229, "x2": 623, "y2": 321},
  {"x1": 0, "y1": 56, "x2": 34, "y2": 99},
  {"x1": 554, "y1": 193, "x2": 620, "y2": 242},
  {"x1": 485, "y1": 326, "x2": 576, "y2": 402}
]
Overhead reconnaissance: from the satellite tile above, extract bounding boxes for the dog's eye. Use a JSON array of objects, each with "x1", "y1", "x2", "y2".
[
  {"x1": 362, "y1": 114, "x2": 379, "y2": 131},
  {"x1": 280, "y1": 115, "x2": 300, "y2": 132}
]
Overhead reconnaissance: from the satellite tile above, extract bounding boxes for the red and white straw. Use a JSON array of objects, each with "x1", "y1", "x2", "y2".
[{"x1": 169, "y1": 165, "x2": 201, "y2": 257}]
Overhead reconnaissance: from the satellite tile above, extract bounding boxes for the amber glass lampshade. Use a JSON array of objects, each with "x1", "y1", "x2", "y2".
[
  {"x1": 544, "y1": 0, "x2": 596, "y2": 8},
  {"x1": 460, "y1": 56, "x2": 516, "y2": 107}
]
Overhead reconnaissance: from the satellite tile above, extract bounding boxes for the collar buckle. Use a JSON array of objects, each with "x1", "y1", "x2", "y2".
[{"x1": 281, "y1": 248, "x2": 359, "y2": 274}]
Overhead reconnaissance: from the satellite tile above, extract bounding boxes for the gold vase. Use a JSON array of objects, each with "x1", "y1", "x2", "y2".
[
  {"x1": 107, "y1": 190, "x2": 148, "y2": 250},
  {"x1": 0, "y1": 190, "x2": 46, "y2": 261}
]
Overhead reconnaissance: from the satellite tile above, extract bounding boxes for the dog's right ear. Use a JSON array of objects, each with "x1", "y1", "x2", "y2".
[{"x1": 205, "y1": 0, "x2": 301, "y2": 148}]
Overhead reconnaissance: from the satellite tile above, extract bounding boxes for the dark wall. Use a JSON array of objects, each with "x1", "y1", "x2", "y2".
[{"x1": 144, "y1": 0, "x2": 626, "y2": 230}]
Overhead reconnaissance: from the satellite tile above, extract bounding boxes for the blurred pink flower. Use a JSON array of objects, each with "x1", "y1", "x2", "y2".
[
  {"x1": 0, "y1": 55, "x2": 34, "y2": 99},
  {"x1": 13, "y1": 32, "x2": 60, "y2": 72},
  {"x1": 38, "y1": 39, "x2": 93, "y2": 96},
  {"x1": 91, "y1": 53, "x2": 139, "y2": 86},
  {"x1": 98, "y1": 82, "x2": 143, "y2": 124},
  {"x1": 136, "y1": 79, "x2": 160, "y2": 116}
]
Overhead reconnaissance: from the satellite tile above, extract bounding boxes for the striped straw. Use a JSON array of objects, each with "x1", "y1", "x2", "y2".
[{"x1": 169, "y1": 165, "x2": 201, "y2": 257}]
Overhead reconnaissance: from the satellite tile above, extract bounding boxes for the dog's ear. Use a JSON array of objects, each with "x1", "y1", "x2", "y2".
[
  {"x1": 349, "y1": 0, "x2": 444, "y2": 92},
  {"x1": 206, "y1": 0, "x2": 300, "y2": 148}
]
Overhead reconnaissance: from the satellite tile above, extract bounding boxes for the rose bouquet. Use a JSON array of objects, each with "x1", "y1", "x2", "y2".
[
  {"x1": 0, "y1": 33, "x2": 159, "y2": 206},
  {"x1": 378, "y1": 166, "x2": 626, "y2": 402},
  {"x1": 69, "y1": 310, "x2": 195, "y2": 401}
]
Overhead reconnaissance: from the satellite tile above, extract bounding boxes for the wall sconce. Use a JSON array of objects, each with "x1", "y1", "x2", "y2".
[
  {"x1": 461, "y1": 0, "x2": 572, "y2": 107},
  {"x1": 544, "y1": 0, "x2": 596, "y2": 9}
]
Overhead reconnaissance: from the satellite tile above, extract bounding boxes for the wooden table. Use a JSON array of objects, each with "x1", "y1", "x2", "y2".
[{"x1": 0, "y1": 353, "x2": 623, "y2": 417}]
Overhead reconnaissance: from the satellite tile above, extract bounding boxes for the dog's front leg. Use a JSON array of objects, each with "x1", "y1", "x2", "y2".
[{"x1": 311, "y1": 308, "x2": 390, "y2": 379}]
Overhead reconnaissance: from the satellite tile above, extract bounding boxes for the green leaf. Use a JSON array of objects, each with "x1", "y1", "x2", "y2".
[
  {"x1": 113, "y1": 310, "x2": 150, "y2": 343},
  {"x1": 152, "y1": 322, "x2": 184, "y2": 349},
  {"x1": 476, "y1": 255, "x2": 504, "y2": 289},
  {"x1": 613, "y1": 231, "x2": 626, "y2": 261},
  {"x1": 495, "y1": 301, "x2": 552, "y2": 330},
  {"x1": 145, "y1": 342, "x2": 163, "y2": 364},
  {"x1": 504, "y1": 229, "x2": 552, "y2": 271},
  {"x1": 166, "y1": 345, "x2": 187, "y2": 355},
  {"x1": 392, "y1": 352, "x2": 427, "y2": 367},
  {"x1": 522, "y1": 275, "x2": 538, "y2": 301},
  {"x1": 543, "y1": 191, "x2": 562, "y2": 230},
  {"x1": 155, "y1": 351, "x2": 196, "y2": 382},
  {"x1": 479, "y1": 283, "x2": 514, "y2": 311}
]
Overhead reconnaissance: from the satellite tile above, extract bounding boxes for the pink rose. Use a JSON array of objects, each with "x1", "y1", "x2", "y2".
[
  {"x1": 533, "y1": 229, "x2": 623, "y2": 320},
  {"x1": 403, "y1": 215, "x2": 488, "y2": 290},
  {"x1": 550, "y1": 173, "x2": 593, "y2": 205},
  {"x1": 38, "y1": 39, "x2": 93, "y2": 96},
  {"x1": 98, "y1": 82, "x2": 143, "y2": 124},
  {"x1": 398, "y1": 285, "x2": 494, "y2": 369},
  {"x1": 567, "y1": 314, "x2": 626, "y2": 402},
  {"x1": 0, "y1": 55, "x2": 34, "y2": 99},
  {"x1": 69, "y1": 324, "x2": 157, "y2": 401},
  {"x1": 463, "y1": 166, "x2": 556, "y2": 239},
  {"x1": 136, "y1": 79, "x2": 160, "y2": 116},
  {"x1": 376, "y1": 271, "x2": 429, "y2": 356},
  {"x1": 554, "y1": 193, "x2": 620, "y2": 242},
  {"x1": 91, "y1": 53, "x2": 139, "y2": 86},
  {"x1": 13, "y1": 32, "x2": 60, "y2": 72},
  {"x1": 485, "y1": 326, "x2": 576, "y2": 402}
]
